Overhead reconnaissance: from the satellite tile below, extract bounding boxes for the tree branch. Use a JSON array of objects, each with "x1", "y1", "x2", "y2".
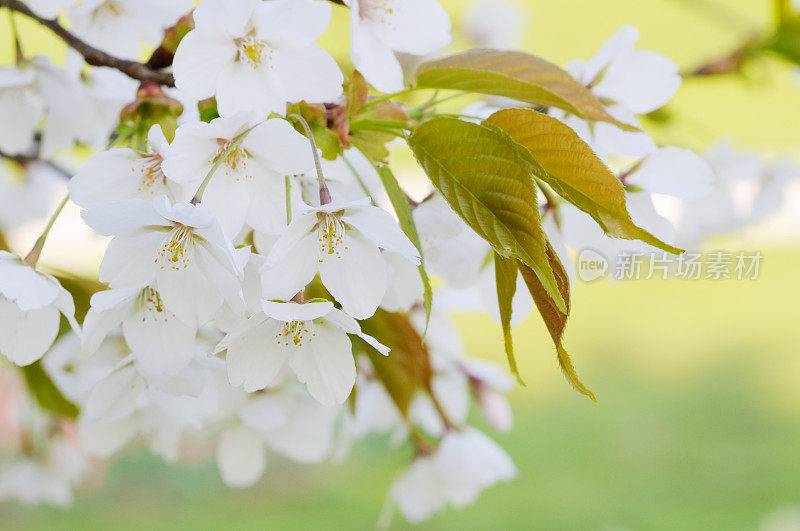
[
  {"x1": 0, "y1": 0, "x2": 175, "y2": 86},
  {"x1": 0, "y1": 146, "x2": 73, "y2": 179}
]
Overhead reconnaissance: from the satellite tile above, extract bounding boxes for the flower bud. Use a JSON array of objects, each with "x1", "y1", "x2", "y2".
[{"x1": 119, "y1": 82, "x2": 183, "y2": 143}]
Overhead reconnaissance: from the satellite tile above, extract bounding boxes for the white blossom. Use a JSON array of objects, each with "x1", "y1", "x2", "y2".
[
  {"x1": 391, "y1": 427, "x2": 516, "y2": 522},
  {"x1": 462, "y1": 0, "x2": 526, "y2": 50},
  {"x1": 162, "y1": 114, "x2": 312, "y2": 236},
  {"x1": 0, "y1": 252, "x2": 79, "y2": 367},
  {"x1": 345, "y1": 0, "x2": 451, "y2": 93},
  {"x1": 218, "y1": 300, "x2": 388, "y2": 405},
  {"x1": 70, "y1": 125, "x2": 178, "y2": 207},
  {"x1": 82, "y1": 196, "x2": 245, "y2": 327},
  {"x1": 0, "y1": 159, "x2": 62, "y2": 232},
  {"x1": 23, "y1": 0, "x2": 73, "y2": 19},
  {"x1": 0, "y1": 65, "x2": 42, "y2": 155},
  {"x1": 173, "y1": 0, "x2": 343, "y2": 118},
  {"x1": 216, "y1": 384, "x2": 340, "y2": 487},
  {"x1": 69, "y1": 0, "x2": 194, "y2": 61},
  {"x1": 261, "y1": 197, "x2": 421, "y2": 319}
]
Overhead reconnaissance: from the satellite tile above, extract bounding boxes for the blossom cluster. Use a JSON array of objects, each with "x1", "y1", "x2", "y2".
[{"x1": 0, "y1": 0, "x2": 797, "y2": 525}]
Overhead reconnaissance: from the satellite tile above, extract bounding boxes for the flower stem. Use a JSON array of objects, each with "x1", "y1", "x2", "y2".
[
  {"x1": 24, "y1": 194, "x2": 69, "y2": 268},
  {"x1": 288, "y1": 113, "x2": 330, "y2": 205},
  {"x1": 285, "y1": 175, "x2": 292, "y2": 225},
  {"x1": 359, "y1": 86, "x2": 421, "y2": 112},
  {"x1": 428, "y1": 387, "x2": 458, "y2": 431},
  {"x1": 341, "y1": 153, "x2": 375, "y2": 202},
  {"x1": 7, "y1": 8, "x2": 24, "y2": 63},
  {"x1": 416, "y1": 91, "x2": 473, "y2": 111}
]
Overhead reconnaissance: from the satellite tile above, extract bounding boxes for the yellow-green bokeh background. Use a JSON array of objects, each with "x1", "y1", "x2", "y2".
[{"x1": 2, "y1": 1, "x2": 799, "y2": 529}]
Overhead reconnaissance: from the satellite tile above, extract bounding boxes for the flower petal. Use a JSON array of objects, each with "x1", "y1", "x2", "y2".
[
  {"x1": 216, "y1": 60, "x2": 285, "y2": 118},
  {"x1": 348, "y1": 18, "x2": 404, "y2": 93},
  {"x1": 628, "y1": 146, "x2": 715, "y2": 200},
  {"x1": 288, "y1": 320, "x2": 355, "y2": 406},
  {"x1": 368, "y1": 0, "x2": 451, "y2": 56},
  {"x1": 261, "y1": 300, "x2": 333, "y2": 323},
  {"x1": 343, "y1": 204, "x2": 421, "y2": 263},
  {"x1": 253, "y1": 0, "x2": 331, "y2": 50},
  {"x1": 123, "y1": 300, "x2": 197, "y2": 376},
  {"x1": 243, "y1": 118, "x2": 315, "y2": 175},
  {"x1": 225, "y1": 316, "x2": 288, "y2": 392},
  {"x1": 322, "y1": 308, "x2": 389, "y2": 355},
  {"x1": 99, "y1": 230, "x2": 163, "y2": 288},
  {"x1": 172, "y1": 28, "x2": 238, "y2": 100},
  {"x1": 216, "y1": 425, "x2": 265, "y2": 488},
  {"x1": 0, "y1": 298, "x2": 59, "y2": 366},
  {"x1": 82, "y1": 197, "x2": 168, "y2": 237},
  {"x1": 272, "y1": 46, "x2": 343, "y2": 105},
  {"x1": 318, "y1": 230, "x2": 387, "y2": 319}
]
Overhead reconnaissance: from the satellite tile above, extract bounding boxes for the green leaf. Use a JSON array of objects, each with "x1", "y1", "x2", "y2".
[
  {"x1": 487, "y1": 108, "x2": 682, "y2": 254},
  {"x1": 356, "y1": 309, "x2": 434, "y2": 416},
  {"x1": 765, "y1": 18, "x2": 800, "y2": 64},
  {"x1": 407, "y1": 116, "x2": 566, "y2": 312},
  {"x1": 494, "y1": 252, "x2": 524, "y2": 385},
  {"x1": 373, "y1": 164, "x2": 432, "y2": 331},
  {"x1": 415, "y1": 49, "x2": 637, "y2": 131},
  {"x1": 518, "y1": 243, "x2": 596, "y2": 401},
  {"x1": 346, "y1": 70, "x2": 370, "y2": 117},
  {"x1": 22, "y1": 361, "x2": 79, "y2": 420}
]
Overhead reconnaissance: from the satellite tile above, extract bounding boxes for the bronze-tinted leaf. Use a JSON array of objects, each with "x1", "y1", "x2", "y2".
[
  {"x1": 488, "y1": 108, "x2": 682, "y2": 254},
  {"x1": 415, "y1": 49, "x2": 636, "y2": 130},
  {"x1": 407, "y1": 117, "x2": 566, "y2": 311},
  {"x1": 518, "y1": 243, "x2": 596, "y2": 401}
]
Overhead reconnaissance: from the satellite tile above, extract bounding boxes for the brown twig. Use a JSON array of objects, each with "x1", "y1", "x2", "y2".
[
  {"x1": 0, "y1": 146, "x2": 73, "y2": 179},
  {"x1": 0, "y1": 0, "x2": 175, "y2": 86}
]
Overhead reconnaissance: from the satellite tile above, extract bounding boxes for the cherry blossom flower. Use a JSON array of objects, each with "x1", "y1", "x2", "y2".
[
  {"x1": 162, "y1": 114, "x2": 312, "y2": 236},
  {"x1": 0, "y1": 57, "x2": 92, "y2": 159},
  {"x1": 0, "y1": 432, "x2": 88, "y2": 507},
  {"x1": 0, "y1": 159, "x2": 62, "y2": 231},
  {"x1": 261, "y1": 197, "x2": 421, "y2": 319},
  {"x1": 390, "y1": 427, "x2": 516, "y2": 522},
  {"x1": 0, "y1": 252, "x2": 79, "y2": 367},
  {"x1": 463, "y1": 359, "x2": 514, "y2": 433},
  {"x1": 218, "y1": 300, "x2": 389, "y2": 405},
  {"x1": 172, "y1": 0, "x2": 343, "y2": 118},
  {"x1": 69, "y1": 0, "x2": 194, "y2": 61},
  {"x1": 413, "y1": 194, "x2": 488, "y2": 288},
  {"x1": 554, "y1": 26, "x2": 681, "y2": 160},
  {"x1": 22, "y1": 0, "x2": 73, "y2": 19},
  {"x1": 462, "y1": 0, "x2": 526, "y2": 50},
  {"x1": 70, "y1": 125, "x2": 178, "y2": 208},
  {"x1": 78, "y1": 352, "x2": 224, "y2": 461},
  {"x1": 81, "y1": 196, "x2": 245, "y2": 327},
  {"x1": 81, "y1": 286, "x2": 197, "y2": 376},
  {"x1": 216, "y1": 385, "x2": 340, "y2": 487},
  {"x1": 70, "y1": 60, "x2": 139, "y2": 150},
  {"x1": 345, "y1": 0, "x2": 451, "y2": 93},
  {"x1": 626, "y1": 146, "x2": 715, "y2": 201},
  {"x1": 0, "y1": 66, "x2": 42, "y2": 155}
]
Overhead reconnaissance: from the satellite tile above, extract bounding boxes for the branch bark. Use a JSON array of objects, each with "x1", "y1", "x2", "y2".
[{"x1": 0, "y1": 0, "x2": 175, "y2": 86}]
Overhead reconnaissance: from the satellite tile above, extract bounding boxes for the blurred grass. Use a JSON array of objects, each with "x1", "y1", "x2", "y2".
[{"x1": 2, "y1": 247, "x2": 799, "y2": 530}]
